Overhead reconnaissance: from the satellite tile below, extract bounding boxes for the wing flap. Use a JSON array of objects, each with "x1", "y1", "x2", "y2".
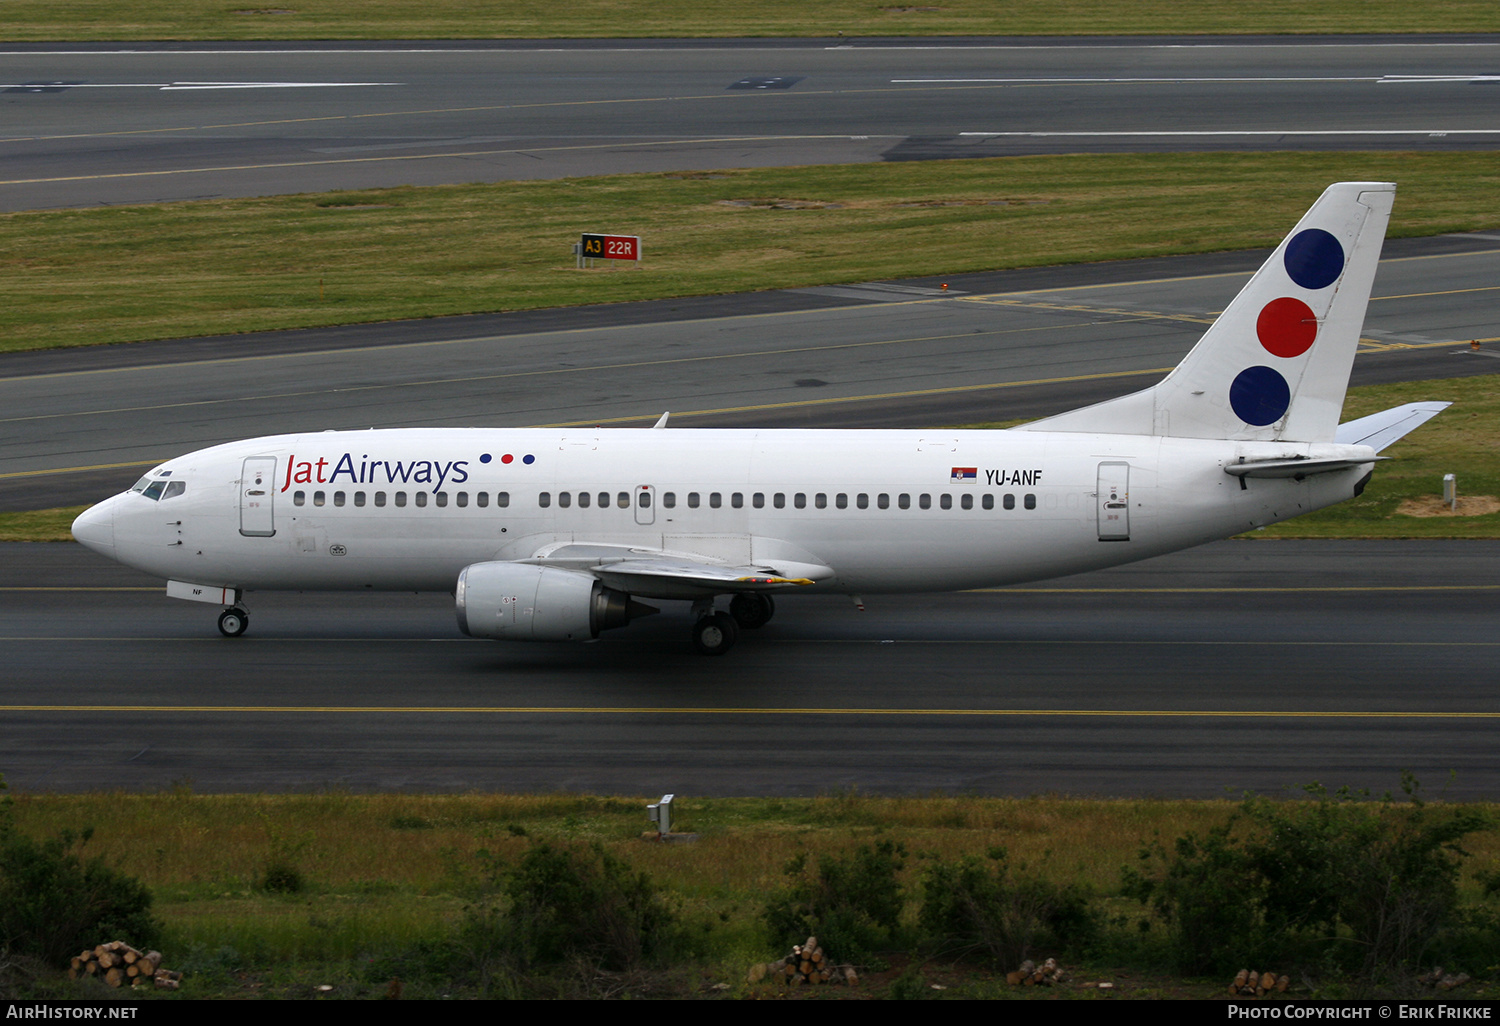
[{"x1": 519, "y1": 542, "x2": 833, "y2": 596}]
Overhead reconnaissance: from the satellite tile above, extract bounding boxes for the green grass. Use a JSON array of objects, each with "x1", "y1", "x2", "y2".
[
  {"x1": 3, "y1": 0, "x2": 1498, "y2": 40},
  {"x1": 7, "y1": 789, "x2": 1499, "y2": 999},
  {"x1": 1250, "y1": 375, "x2": 1500, "y2": 538},
  {"x1": 6, "y1": 151, "x2": 1500, "y2": 354}
]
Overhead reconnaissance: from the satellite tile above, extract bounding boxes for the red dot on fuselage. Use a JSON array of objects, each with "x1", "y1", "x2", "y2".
[
  {"x1": 1257, "y1": 297, "x2": 1318, "y2": 358},
  {"x1": 501, "y1": 453, "x2": 514, "y2": 464}
]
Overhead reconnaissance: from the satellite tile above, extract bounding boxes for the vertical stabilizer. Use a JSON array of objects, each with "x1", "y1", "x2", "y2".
[{"x1": 1021, "y1": 182, "x2": 1395, "y2": 443}]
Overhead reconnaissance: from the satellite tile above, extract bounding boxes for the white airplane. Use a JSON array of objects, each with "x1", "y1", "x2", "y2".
[{"x1": 72, "y1": 182, "x2": 1447, "y2": 655}]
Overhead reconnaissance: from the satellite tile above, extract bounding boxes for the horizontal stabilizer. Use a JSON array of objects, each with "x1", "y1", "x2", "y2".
[
  {"x1": 1224, "y1": 455, "x2": 1384, "y2": 479},
  {"x1": 1333, "y1": 401, "x2": 1450, "y2": 452}
]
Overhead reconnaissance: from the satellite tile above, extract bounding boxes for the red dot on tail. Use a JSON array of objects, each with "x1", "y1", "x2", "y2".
[{"x1": 1257, "y1": 297, "x2": 1318, "y2": 358}]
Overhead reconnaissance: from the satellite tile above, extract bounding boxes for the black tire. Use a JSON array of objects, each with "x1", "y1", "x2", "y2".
[
  {"x1": 217, "y1": 608, "x2": 249, "y2": 637},
  {"x1": 729, "y1": 593, "x2": 775, "y2": 630},
  {"x1": 691, "y1": 611, "x2": 738, "y2": 656}
]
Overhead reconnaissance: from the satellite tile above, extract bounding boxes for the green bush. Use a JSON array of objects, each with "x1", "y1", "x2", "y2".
[
  {"x1": 1123, "y1": 779, "x2": 1491, "y2": 975},
  {"x1": 0, "y1": 777, "x2": 159, "y2": 965},
  {"x1": 505, "y1": 841, "x2": 674, "y2": 970},
  {"x1": 918, "y1": 847, "x2": 1099, "y2": 966},
  {"x1": 453, "y1": 840, "x2": 676, "y2": 987},
  {"x1": 763, "y1": 840, "x2": 907, "y2": 964}
]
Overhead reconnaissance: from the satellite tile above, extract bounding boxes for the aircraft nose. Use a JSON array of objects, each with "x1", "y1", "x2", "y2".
[{"x1": 71, "y1": 501, "x2": 116, "y2": 556}]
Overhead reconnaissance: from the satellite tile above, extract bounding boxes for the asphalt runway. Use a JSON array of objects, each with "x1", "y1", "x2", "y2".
[
  {"x1": 5, "y1": 36, "x2": 1500, "y2": 210},
  {"x1": 5, "y1": 36, "x2": 1499, "y2": 799},
  {"x1": 4, "y1": 539, "x2": 1497, "y2": 797}
]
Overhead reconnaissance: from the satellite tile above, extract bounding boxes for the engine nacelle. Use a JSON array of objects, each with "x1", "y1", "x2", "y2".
[{"x1": 455, "y1": 561, "x2": 654, "y2": 641}]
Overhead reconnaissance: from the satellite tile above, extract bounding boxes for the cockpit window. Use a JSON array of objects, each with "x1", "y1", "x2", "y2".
[
  {"x1": 130, "y1": 476, "x2": 152, "y2": 493},
  {"x1": 162, "y1": 481, "x2": 187, "y2": 500},
  {"x1": 142, "y1": 480, "x2": 166, "y2": 501}
]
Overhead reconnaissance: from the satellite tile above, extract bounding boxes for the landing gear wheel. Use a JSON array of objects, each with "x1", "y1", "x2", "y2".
[
  {"x1": 729, "y1": 593, "x2": 775, "y2": 630},
  {"x1": 691, "y1": 611, "x2": 738, "y2": 656},
  {"x1": 218, "y1": 607, "x2": 249, "y2": 637}
]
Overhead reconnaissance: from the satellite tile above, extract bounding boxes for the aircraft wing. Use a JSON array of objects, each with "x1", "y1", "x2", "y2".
[
  {"x1": 517, "y1": 542, "x2": 833, "y2": 597},
  {"x1": 1334, "y1": 401, "x2": 1451, "y2": 452}
]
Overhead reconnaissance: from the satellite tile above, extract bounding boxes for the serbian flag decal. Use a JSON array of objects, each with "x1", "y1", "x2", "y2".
[{"x1": 951, "y1": 467, "x2": 977, "y2": 482}]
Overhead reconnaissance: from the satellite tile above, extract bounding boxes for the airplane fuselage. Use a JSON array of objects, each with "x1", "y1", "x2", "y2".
[{"x1": 78, "y1": 427, "x2": 1373, "y2": 598}]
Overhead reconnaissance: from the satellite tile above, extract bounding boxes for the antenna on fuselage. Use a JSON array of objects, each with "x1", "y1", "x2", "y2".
[{"x1": 652, "y1": 411, "x2": 670, "y2": 429}]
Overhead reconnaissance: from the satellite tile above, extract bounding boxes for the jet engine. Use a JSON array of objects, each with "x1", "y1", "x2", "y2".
[{"x1": 455, "y1": 561, "x2": 656, "y2": 641}]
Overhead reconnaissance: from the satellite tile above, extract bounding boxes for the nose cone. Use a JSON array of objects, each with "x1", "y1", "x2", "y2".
[{"x1": 71, "y1": 501, "x2": 116, "y2": 558}]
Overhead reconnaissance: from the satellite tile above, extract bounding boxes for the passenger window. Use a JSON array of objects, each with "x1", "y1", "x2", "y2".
[
  {"x1": 1004, "y1": 494, "x2": 1015, "y2": 510},
  {"x1": 375, "y1": 492, "x2": 387, "y2": 507},
  {"x1": 559, "y1": 492, "x2": 571, "y2": 508},
  {"x1": 836, "y1": 493, "x2": 848, "y2": 509},
  {"x1": 538, "y1": 492, "x2": 551, "y2": 508},
  {"x1": 395, "y1": 492, "x2": 407, "y2": 508},
  {"x1": 293, "y1": 490, "x2": 305, "y2": 506},
  {"x1": 753, "y1": 493, "x2": 764, "y2": 509},
  {"x1": 476, "y1": 492, "x2": 489, "y2": 508},
  {"x1": 732, "y1": 492, "x2": 744, "y2": 509},
  {"x1": 774, "y1": 493, "x2": 786, "y2": 509},
  {"x1": 333, "y1": 491, "x2": 345, "y2": 507},
  {"x1": 1024, "y1": 493, "x2": 1037, "y2": 510},
  {"x1": 639, "y1": 491, "x2": 651, "y2": 509},
  {"x1": 982, "y1": 494, "x2": 994, "y2": 510},
  {"x1": 688, "y1": 492, "x2": 700, "y2": 508},
  {"x1": 436, "y1": 492, "x2": 448, "y2": 507},
  {"x1": 878, "y1": 494, "x2": 890, "y2": 510},
  {"x1": 898, "y1": 494, "x2": 910, "y2": 510},
  {"x1": 663, "y1": 492, "x2": 675, "y2": 508},
  {"x1": 163, "y1": 481, "x2": 186, "y2": 500},
  {"x1": 617, "y1": 492, "x2": 630, "y2": 509},
  {"x1": 354, "y1": 492, "x2": 366, "y2": 507},
  {"x1": 599, "y1": 492, "x2": 610, "y2": 508},
  {"x1": 939, "y1": 494, "x2": 952, "y2": 510},
  {"x1": 856, "y1": 493, "x2": 868, "y2": 509},
  {"x1": 919, "y1": 494, "x2": 931, "y2": 510},
  {"x1": 960, "y1": 494, "x2": 972, "y2": 510},
  {"x1": 578, "y1": 491, "x2": 591, "y2": 508},
  {"x1": 415, "y1": 492, "x2": 428, "y2": 508},
  {"x1": 314, "y1": 491, "x2": 326, "y2": 507},
  {"x1": 456, "y1": 492, "x2": 468, "y2": 508},
  {"x1": 813, "y1": 493, "x2": 824, "y2": 509},
  {"x1": 497, "y1": 492, "x2": 510, "y2": 508},
  {"x1": 795, "y1": 493, "x2": 807, "y2": 509},
  {"x1": 709, "y1": 492, "x2": 722, "y2": 509}
]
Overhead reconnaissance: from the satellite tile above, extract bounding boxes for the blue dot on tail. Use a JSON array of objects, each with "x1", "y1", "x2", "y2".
[
  {"x1": 479, "y1": 454, "x2": 492, "y2": 463},
  {"x1": 1283, "y1": 228, "x2": 1344, "y2": 290},
  {"x1": 1230, "y1": 366, "x2": 1291, "y2": 426}
]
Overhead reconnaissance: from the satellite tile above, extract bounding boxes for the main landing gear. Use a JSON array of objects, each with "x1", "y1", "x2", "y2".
[
  {"x1": 217, "y1": 607, "x2": 250, "y2": 637},
  {"x1": 691, "y1": 594, "x2": 776, "y2": 656}
]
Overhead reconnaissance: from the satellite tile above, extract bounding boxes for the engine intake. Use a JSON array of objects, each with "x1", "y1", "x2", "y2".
[{"x1": 456, "y1": 562, "x2": 656, "y2": 641}]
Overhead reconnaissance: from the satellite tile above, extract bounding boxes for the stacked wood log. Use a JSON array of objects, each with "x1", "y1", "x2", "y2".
[
  {"x1": 747, "y1": 936, "x2": 858, "y2": 987},
  {"x1": 68, "y1": 941, "x2": 181, "y2": 990},
  {"x1": 1228, "y1": 969, "x2": 1290, "y2": 996},
  {"x1": 1417, "y1": 967, "x2": 1471, "y2": 992},
  {"x1": 1007, "y1": 957, "x2": 1066, "y2": 986}
]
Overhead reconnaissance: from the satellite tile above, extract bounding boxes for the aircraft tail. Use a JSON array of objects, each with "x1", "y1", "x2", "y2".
[{"x1": 1021, "y1": 182, "x2": 1396, "y2": 443}]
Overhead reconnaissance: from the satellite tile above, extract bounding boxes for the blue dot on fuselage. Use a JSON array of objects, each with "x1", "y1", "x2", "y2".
[
  {"x1": 1230, "y1": 366, "x2": 1291, "y2": 426},
  {"x1": 479, "y1": 453, "x2": 492, "y2": 464},
  {"x1": 1283, "y1": 228, "x2": 1344, "y2": 290},
  {"x1": 522, "y1": 454, "x2": 535, "y2": 465}
]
